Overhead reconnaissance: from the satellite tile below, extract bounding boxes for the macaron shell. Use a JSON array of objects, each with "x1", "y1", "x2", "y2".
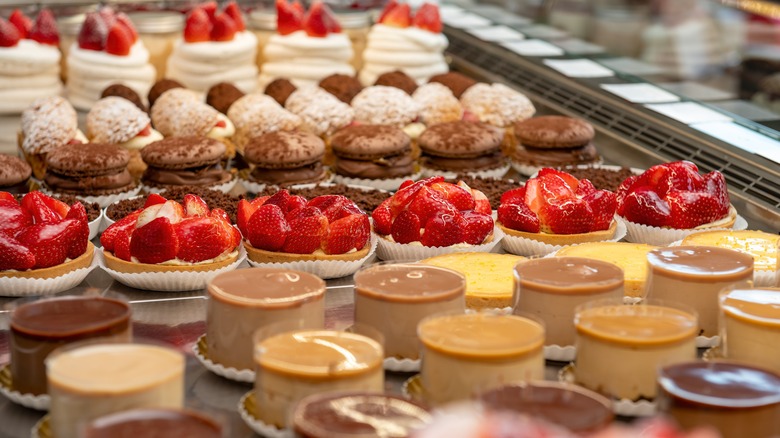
[
  {"x1": 514, "y1": 116, "x2": 595, "y2": 149},
  {"x1": 418, "y1": 121, "x2": 503, "y2": 158},
  {"x1": 0, "y1": 154, "x2": 32, "y2": 186},
  {"x1": 330, "y1": 124, "x2": 411, "y2": 160},
  {"x1": 243, "y1": 131, "x2": 325, "y2": 169},
  {"x1": 141, "y1": 136, "x2": 226, "y2": 170},
  {"x1": 46, "y1": 143, "x2": 130, "y2": 177}
]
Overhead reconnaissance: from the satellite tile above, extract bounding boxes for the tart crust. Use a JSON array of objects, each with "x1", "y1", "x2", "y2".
[
  {"x1": 498, "y1": 220, "x2": 618, "y2": 246},
  {"x1": 103, "y1": 249, "x2": 239, "y2": 273},
  {"x1": 243, "y1": 240, "x2": 370, "y2": 263},
  {"x1": 0, "y1": 242, "x2": 95, "y2": 279}
]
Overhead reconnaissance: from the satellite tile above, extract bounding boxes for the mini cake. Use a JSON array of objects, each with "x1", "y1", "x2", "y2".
[
  {"x1": 418, "y1": 121, "x2": 505, "y2": 176},
  {"x1": 351, "y1": 85, "x2": 421, "y2": 128},
  {"x1": 284, "y1": 86, "x2": 354, "y2": 137},
  {"x1": 555, "y1": 242, "x2": 657, "y2": 298},
  {"x1": 421, "y1": 252, "x2": 525, "y2": 309},
  {"x1": 319, "y1": 73, "x2": 363, "y2": 103},
  {"x1": 264, "y1": 77, "x2": 297, "y2": 106},
  {"x1": 292, "y1": 392, "x2": 432, "y2": 438},
  {"x1": 478, "y1": 382, "x2": 614, "y2": 434},
  {"x1": 242, "y1": 130, "x2": 327, "y2": 187},
  {"x1": 259, "y1": 0, "x2": 354, "y2": 88},
  {"x1": 227, "y1": 92, "x2": 302, "y2": 156},
  {"x1": 412, "y1": 82, "x2": 464, "y2": 127},
  {"x1": 167, "y1": 2, "x2": 259, "y2": 93},
  {"x1": 646, "y1": 246, "x2": 754, "y2": 337},
  {"x1": 330, "y1": 124, "x2": 415, "y2": 185},
  {"x1": 9, "y1": 295, "x2": 131, "y2": 396},
  {"x1": 47, "y1": 343, "x2": 184, "y2": 438},
  {"x1": 514, "y1": 257, "x2": 624, "y2": 347},
  {"x1": 512, "y1": 116, "x2": 601, "y2": 174},
  {"x1": 720, "y1": 288, "x2": 780, "y2": 374},
  {"x1": 67, "y1": 8, "x2": 156, "y2": 110},
  {"x1": 371, "y1": 177, "x2": 495, "y2": 250},
  {"x1": 254, "y1": 329, "x2": 384, "y2": 428},
  {"x1": 0, "y1": 153, "x2": 31, "y2": 194},
  {"x1": 84, "y1": 408, "x2": 223, "y2": 438},
  {"x1": 239, "y1": 190, "x2": 371, "y2": 264},
  {"x1": 206, "y1": 82, "x2": 245, "y2": 114},
  {"x1": 101, "y1": 83, "x2": 146, "y2": 112},
  {"x1": 375, "y1": 70, "x2": 418, "y2": 94},
  {"x1": 360, "y1": 2, "x2": 448, "y2": 85},
  {"x1": 657, "y1": 362, "x2": 780, "y2": 438},
  {"x1": 497, "y1": 168, "x2": 618, "y2": 252},
  {"x1": 682, "y1": 229, "x2": 780, "y2": 286},
  {"x1": 206, "y1": 268, "x2": 325, "y2": 371},
  {"x1": 574, "y1": 302, "x2": 698, "y2": 400},
  {"x1": 141, "y1": 136, "x2": 233, "y2": 190},
  {"x1": 428, "y1": 71, "x2": 477, "y2": 98},
  {"x1": 418, "y1": 313, "x2": 545, "y2": 406},
  {"x1": 44, "y1": 143, "x2": 137, "y2": 200},
  {"x1": 459, "y1": 83, "x2": 535, "y2": 142},
  {"x1": 353, "y1": 263, "x2": 465, "y2": 360}
]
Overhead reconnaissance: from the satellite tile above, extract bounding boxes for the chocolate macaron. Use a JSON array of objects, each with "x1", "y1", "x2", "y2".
[
  {"x1": 330, "y1": 125, "x2": 415, "y2": 186},
  {"x1": 0, "y1": 154, "x2": 32, "y2": 194},
  {"x1": 512, "y1": 116, "x2": 600, "y2": 175},
  {"x1": 243, "y1": 131, "x2": 326, "y2": 187},
  {"x1": 418, "y1": 121, "x2": 506, "y2": 176},
  {"x1": 141, "y1": 137, "x2": 233, "y2": 190},
  {"x1": 44, "y1": 143, "x2": 136, "y2": 197}
]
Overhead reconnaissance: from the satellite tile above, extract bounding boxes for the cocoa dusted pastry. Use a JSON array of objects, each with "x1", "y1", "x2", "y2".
[
  {"x1": 319, "y1": 74, "x2": 363, "y2": 103},
  {"x1": 147, "y1": 79, "x2": 184, "y2": 108},
  {"x1": 0, "y1": 154, "x2": 32, "y2": 194},
  {"x1": 330, "y1": 124, "x2": 414, "y2": 180},
  {"x1": 418, "y1": 121, "x2": 506, "y2": 174},
  {"x1": 428, "y1": 72, "x2": 477, "y2": 98},
  {"x1": 141, "y1": 136, "x2": 233, "y2": 189},
  {"x1": 243, "y1": 131, "x2": 327, "y2": 186},
  {"x1": 512, "y1": 116, "x2": 600, "y2": 175},
  {"x1": 264, "y1": 78, "x2": 297, "y2": 106},
  {"x1": 101, "y1": 84, "x2": 147, "y2": 112},
  {"x1": 206, "y1": 82, "x2": 245, "y2": 114},
  {"x1": 375, "y1": 70, "x2": 418, "y2": 95},
  {"x1": 44, "y1": 143, "x2": 136, "y2": 196}
]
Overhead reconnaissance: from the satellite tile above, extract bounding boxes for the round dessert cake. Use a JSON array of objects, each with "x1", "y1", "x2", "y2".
[
  {"x1": 719, "y1": 288, "x2": 780, "y2": 375},
  {"x1": 84, "y1": 408, "x2": 223, "y2": 438}
]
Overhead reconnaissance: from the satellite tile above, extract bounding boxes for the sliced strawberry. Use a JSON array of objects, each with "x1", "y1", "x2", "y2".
[
  {"x1": 237, "y1": 199, "x2": 258, "y2": 237},
  {"x1": 460, "y1": 211, "x2": 493, "y2": 245},
  {"x1": 408, "y1": 186, "x2": 458, "y2": 225},
  {"x1": 136, "y1": 204, "x2": 163, "y2": 229},
  {"x1": 391, "y1": 210, "x2": 421, "y2": 244},
  {"x1": 65, "y1": 202, "x2": 89, "y2": 259},
  {"x1": 101, "y1": 210, "x2": 141, "y2": 252},
  {"x1": 106, "y1": 20, "x2": 133, "y2": 55},
  {"x1": 224, "y1": 1, "x2": 246, "y2": 31},
  {"x1": 98, "y1": 7, "x2": 116, "y2": 28},
  {"x1": 154, "y1": 200, "x2": 185, "y2": 225},
  {"x1": 581, "y1": 190, "x2": 617, "y2": 231},
  {"x1": 702, "y1": 171, "x2": 730, "y2": 217},
  {"x1": 412, "y1": 3, "x2": 441, "y2": 33},
  {"x1": 616, "y1": 174, "x2": 639, "y2": 206},
  {"x1": 323, "y1": 213, "x2": 370, "y2": 255},
  {"x1": 538, "y1": 173, "x2": 576, "y2": 204},
  {"x1": 285, "y1": 195, "x2": 308, "y2": 218},
  {"x1": 9, "y1": 10, "x2": 31, "y2": 39},
  {"x1": 430, "y1": 182, "x2": 475, "y2": 211},
  {"x1": 380, "y1": 2, "x2": 411, "y2": 28},
  {"x1": 0, "y1": 18, "x2": 21, "y2": 47},
  {"x1": 0, "y1": 233, "x2": 35, "y2": 271},
  {"x1": 619, "y1": 187, "x2": 670, "y2": 227},
  {"x1": 144, "y1": 193, "x2": 167, "y2": 208},
  {"x1": 538, "y1": 198, "x2": 594, "y2": 235},
  {"x1": 398, "y1": 179, "x2": 414, "y2": 191},
  {"x1": 276, "y1": 0, "x2": 304, "y2": 35},
  {"x1": 575, "y1": 179, "x2": 597, "y2": 197},
  {"x1": 0, "y1": 200, "x2": 32, "y2": 237},
  {"x1": 265, "y1": 190, "x2": 292, "y2": 210},
  {"x1": 184, "y1": 7, "x2": 212, "y2": 43},
  {"x1": 371, "y1": 203, "x2": 393, "y2": 235},
  {"x1": 655, "y1": 161, "x2": 704, "y2": 196},
  {"x1": 282, "y1": 214, "x2": 328, "y2": 254},
  {"x1": 302, "y1": 1, "x2": 327, "y2": 37},
  {"x1": 40, "y1": 193, "x2": 70, "y2": 219},
  {"x1": 497, "y1": 202, "x2": 539, "y2": 233},
  {"x1": 183, "y1": 194, "x2": 209, "y2": 217},
  {"x1": 211, "y1": 12, "x2": 238, "y2": 42},
  {"x1": 21, "y1": 192, "x2": 59, "y2": 224},
  {"x1": 388, "y1": 176, "x2": 444, "y2": 216},
  {"x1": 29, "y1": 9, "x2": 59, "y2": 46},
  {"x1": 666, "y1": 190, "x2": 724, "y2": 229},
  {"x1": 115, "y1": 13, "x2": 138, "y2": 42},
  {"x1": 201, "y1": 1, "x2": 218, "y2": 20},
  {"x1": 471, "y1": 189, "x2": 492, "y2": 215},
  {"x1": 286, "y1": 206, "x2": 323, "y2": 222},
  {"x1": 77, "y1": 12, "x2": 107, "y2": 51},
  {"x1": 0, "y1": 192, "x2": 14, "y2": 202},
  {"x1": 500, "y1": 186, "x2": 526, "y2": 206},
  {"x1": 113, "y1": 228, "x2": 133, "y2": 261},
  {"x1": 16, "y1": 219, "x2": 78, "y2": 269},
  {"x1": 537, "y1": 168, "x2": 579, "y2": 191},
  {"x1": 377, "y1": 0, "x2": 399, "y2": 23},
  {"x1": 306, "y1": 195, "x2": 355, "y2": 222},
  {"x1": 210, "y1": 208, "x2": 241, "y2": 251},
  {"x1": 130, "y1": 217, "x2": 179, "y2": 264},
  {"x1": 421, "y1": 211, "x2": 462, "y2": 247},
  {"x1": 246, "y1": 204, "x2": 290, "y2": 251},
  {"x1": 251, "y1": 196, "x2": 270, "y2": 207},
  {"x1": 175, "y1": 217, "x2": 227, "y2": 262}
]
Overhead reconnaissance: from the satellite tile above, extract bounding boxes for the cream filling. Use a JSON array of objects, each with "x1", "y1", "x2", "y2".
[
  {"x1": 131, "y1": 249, "x2": 238, "y2": 266},
  {"x1": 119, "y1": 128, "x2": 163, "y2": 150},
  {"x1": 207, "y1": 114, "x2": 235, "y2": 139}
]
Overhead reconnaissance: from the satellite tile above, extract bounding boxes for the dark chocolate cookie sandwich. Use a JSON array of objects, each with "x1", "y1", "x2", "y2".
[
  {"x1": 44, "y1": 143, "x2": 136, "y2": 198},
  {"x1": 330, "y1": 124, "x2": 415, "y2": 189},
  {"x1": 0, "y1": 154, "x2": 32, "y2": 194},
  {"x1": 242, "y1": 130, "x2": 326, "y2": 188},
  {"x1": 418, "y1": 121, "x2": 506, "y2": 177},
  {"x1": 141, "y1": 136, "x2": 233, "y2": 190},
  {"x1": 511, "y1": 116, "x2": 600, "y2": 175}
]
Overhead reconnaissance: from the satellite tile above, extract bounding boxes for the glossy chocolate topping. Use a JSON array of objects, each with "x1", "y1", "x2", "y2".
[
  {"x1": 575, "y1": 305, "x2": 697, "y2": 345},
  {"x1": 84, "y1": 409, "x2": 222, "y2": 438},
  {"x1": 334, "y1": 152, "x2": 414, "y2": 179},
  {"x1": 142, "y1": 164, "x2": 231, "y2": 186},
  {"x1": 479, "y1": 383, "x2": 613, "y2": 433},
  {"x1": 293, "y1": 392, "x2": 431, "y2": 438},
  {"x1": 11, "y1": 296, "x2": 130, "y2": 339},
  {"x1": 208, "y1": 268, "x2": 325, "y2": 308},
  {"x1": 250, "y1": 162, "x2": 324, "y2": 185},
  {"x1": 354, "y1": 264, "x2": 465, "y2": 303},
  {"x1": 648, "y1": 246, "x2": 754, "y2": 281},
  {"x1": 515, "y1": 257, "x2": 624, "y2": 295},
  {"x1": 721, "y1": 288, "x2": 780, "y2": 326},
  {"x1": 658, "y1": 362, "x2": 780, "y2": 408},
  {"x1": 45, "y1": 169, "x2": 134, "y2": 192}
]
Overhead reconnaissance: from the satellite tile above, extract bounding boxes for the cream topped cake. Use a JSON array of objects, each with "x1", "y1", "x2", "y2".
[{"x1": 720, "y1": 288, "x2": 780, "y2": 374}]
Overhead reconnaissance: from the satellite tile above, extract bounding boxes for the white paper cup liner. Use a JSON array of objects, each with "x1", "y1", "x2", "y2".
[
  {"x1": 246, "y1": 236, "x2": 377, "y2": 280},
  {"x1": 239, "y1": 392, "x2": 292, "y2": 438},
  {"x1": 558, "y1": 363, "x2": 656, "y2": 417},
  {"x1": 0, "y1": 254, "x2": 98, "y2": 297},
  {"x1": 544, "y1": 345, "x2": 576, "y2": 362},
  {"x1": 237, "y1": 177, "x2": 266, "y2": 194},
  {"x1": 193, "y1": 335, "x2": 254, "y2": 383},
  {"x1": 0, "y1": 364, "x2": 49, "y2": 411},
  {"x1": 696, "y1": 335, "x2": 720, "y2": 348},
  {"x1": 141, "y1": 177, "x2": 238, "y2": 195},
  {"x1": 384, "y1": 357, "x2": 421, "y2": 372},
  {"x1": 41, "y1": 185, "x2": 142, "y2": 208},
  {"x1": 420, "y1": 164, "x2": 510, "y2": 180},
  {"x1": 375, "y1": 226, "x2": 504, "y2": 261},
  {"x1": 501, "y1": 218, "x2": 626, "y2": 256},
  {"x1": 622, "y1": 214, "x2": 748, "y2": 246},
  {"x1": 97, "y1": 246, "x2": 246, "y2": 291},
  {"x1": 31, "y1": 415, "x2": 48, "y2": 438},
  {"x1": 401, "y1": 374, "x2": 424, "y2": 402},
  {"x1": 333, "y1": 172, "x2": 422, "y2": 192},
  {"x1": 702, "y1": 345, "x2": 723, "y2": 361}
]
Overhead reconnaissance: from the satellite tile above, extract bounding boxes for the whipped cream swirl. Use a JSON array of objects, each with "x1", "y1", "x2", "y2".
[
  {"x1": 259, "y1": 30, "x2": 355, "y2": 88},
  {"x1": 360, "y1": 24, "x2": 448, "y2": 86},
  {"x1": 0, "y1": 40, "x2": 62, "y2": 114}
]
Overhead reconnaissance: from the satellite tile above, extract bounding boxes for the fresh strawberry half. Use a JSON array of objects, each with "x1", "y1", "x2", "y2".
[
  {"x1": 619, "y1": 187, "x2": 670, "y2": 227},
  {"x1": 175, "y1": 217, "x2": 228, "y2": 262},
  {"x1": 211, "y1": 12, "x2": 238, "y2": 42},
  {"x1": 412, "y1": 3, "x2": 441, "y2": 33},
  {"x1": 581, "y1": 190, "x2": 617, "y2": 231},
  {"x1": 29, "y1": 9, "x2": 59, "y2": 46},
  {"x1": 237, "y1": 199, "x2": 258, "y2": 237},
  {"x1": 459, "y1": 211, "x2": 493, "y2": 245},
  {"x1": 113, "y1": 228, "x2": 133, "y2": 261},
  {"x1": 144, "y1": 193, "x2": 167, "y2": 208},
  {"x1": 391, "y1": 210, "x2": 421, "y2": 244},
  {"x1": 430, "y1": 182, "x2": 475, "y2": 210},
  {"x1": 282, "y1": 214, "x2": 328, "y2": 254},
  {"x1": 16, "y1": 219, "x2": 78, "y2": 269},
  {"x1": 421, "y1": 211, "x2": 461, "y2": 247},
  {"x1": 77, "y1": 12, "x2": 107, "y2": 51},
  {"x1": 302, "y1": 0, "x2": 338, "y2": 37},
  {"x1": 666, "y1": 190, "x2": 724, "y2": 230},
  {"x1": 224, "y1": 1, "x2": 246, "y2": 31},
  {"x1": 101, "y1": 210, "x2": 141, "y2": 252},
  {"x1": 183, "y1": 194, "x2": 209, "y2": 217},
  {"x1": 40, "y1": 193, "x2": 70, "y2": 219},
  {"x1": 324, "y1": 213, "x2": 369, "y2": 255},
  {"x1": 276, "y1": 0, "x2": 304, "y2": 35},
  {"x1": 184, "y1": 7, "x2": 212, "y2": 43},
  {"x1": 498, "y1": 202, "x2": 539, "y2": 233},
  {"x1": 9, "y1": 9, "x2": 31, "y2": 39},
  {"x1": 211, "y1": 208, "x2": 241, "y2": 250},
  {"x1": 246, "y1": 204, "x2": 290, "y2": 251},
  {"x1": 65, "y1": 202, "x2": 89, "y2": 259},
  {"x1": 0, "y1": 199, "x2": 32, "y2": 237},
  {"x1": 380, "y1": 1, "x2": 411, "y2": 28},
  {"x1": 0, "y1": 18, "x2": 21, "y2": 47},
  {"x1": 115, "y1": 13, "x2": 138, "y2": 42},
  {"x1": 130, "y1": 217, "x2": 179, "y2": 264},
  {"x1": 377, "y1": 0, "x2": 399, "y2": 23},
  {"x1": 0, "y1": 232, "x2": 35, "y2": 270},
  {"x1": 106, "y1": 22, "x2": 133, "y2": 56},
  {"x1": 21, "y1": 192, "x2": 59, "y2": 224}
]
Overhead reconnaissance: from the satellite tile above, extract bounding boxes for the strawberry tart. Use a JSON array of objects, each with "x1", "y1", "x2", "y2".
[
  {"x1": 238, "y1": 190, "x2": 374, "y2": 278},
  {"x1": 616, "y1": 160, "x2": 739, "y2": 245},
  {"x1": 166, "y1": 2, "x2": 259, "y2": 93},
  {"x1": 0, "y1": 9, "x2": 62, "y2": 114},
  {"x1": 371, "y1": 176, "x2": 500, "y2": 260},
  {"x1": 258, "y1": 0, "x2": 355, "y2": 88},
  {"x1": 497, "y1": 168, "x2": 621, "y2": 256},
  {"x1": 360, "y1": 1, "x2": 448, "y2": 86},
  {"x1": 0, "y1": 191, "x2": 94, "y2": 295},
  {"x1": 66, "y1": 8, "x2": 156, "y2": 110}
]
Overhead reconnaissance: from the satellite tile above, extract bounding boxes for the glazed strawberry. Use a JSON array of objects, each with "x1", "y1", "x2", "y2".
[
  {"x1": 323, "y1": 214, "x2": 370, "y2": 255},
  {"x1": 429, "y1": 182, "x2": 475, "y2": 211},
  {"x1": 0, "y1": 233, "x2": 35, "y2": 270},
  {"x1": 500, "y1": 186, "x2": 526, "y2": 206},
  {"x1": 537, "y1": 168, "x2": 579, "y2": 190},
  {"x1": 9, "y1": 10, "x2": 31, "y2": 38},
  {"x1": 65, "y1": 202, "x2": 89, "y2": 259},
  {"x1": 144, "y1": 193, "x2": 167, "y2": 208},
  {"x1": 408, "y1": 186, "x2": 458, "y2": 224},
  {"x1": 265, "y1": 189, "x2": 292, "y2": 210},
  {"x1": 391, "y1": 210, "x2": 421, "y2": 244},
  {"x1": 666, "y1": 191, "x2": 723, "y2": 230},
  {"x1": 372, "y1": 203, "x2": 393, "y2": 235},
  {"x1": 237, "y1": 199, "x2": 258, "y2": 237},
  {"x1": 497, "y1": 202, "x2": 540, "y2": 233},
  {"x1": 538, "y1": 197, "x2": 593, "y2": 234},
  {"x1": 77, "y1": 12, "x2": 107, "y2": 51},
  {"x1": 282, "y1": 214, "x2": 328, "y2": 254},
  {"x1": 21, "y1": 192, "x2": 59, "y2": 224},
  {"x1": 184, "y1": 7, "x2": 212, "y2": 43},
  {"x1": 276, "y1": 0, "x2": 303, "y2": 35},
  {"x1": 703, "y1": 171, "x2": 729, "y2": 217},
  {"x1": 412, "y1": 3, "x2": 441, "y2": 33},
  {"x1": 246, "y1": 204, "x2": 290, "y2": 251},
  {"x1": 307, "y1": 195, "x2": 350, "y2": 222},
  {"x1": 619, "y1": 187, "x2": 670, "y2": 227},
  {"x1": 29, "y1": 9, "x2": 59, "y2": 46},
  {"x1": 380, "y1": 2, "x2": 411, "y2": 28},
  {"x1": 17, "y1": 219, "x2": 79, "y2": 269},
  {"x1": 211, "y1": 12, "x2": 238, "y2": 42},
  {"x1": 210, "y1": 208, "x2": 241, "y2": 250},
  {"x1": 224, "y1": 1, "x2": 246, "y2": 31},
  {"x1": 130, "y1": 217, "x2": 179, "y2": 264},
  {"x1": 101, "y1": 210, "x2": 141, "y2": 252},
  {"x1": 421, "y1": 211, "x2": 461, "y2": 247},
  {"x1": 575, "y1": 179, "x2": 597, "y2": 197},
  {"x1": 470, "y1": 188, "x2": 492, "y2": 215},
  {"x1": 582, "y1": 190, "x2": 617, "y2": 231},
  {"x1": 285, "y1": 195, "x2": 308, "y2": 217},
  {"x1": 0, "y1": 200, "x2": 31, "y2": 237},
  {"x1": 40, "y1": 194, "x2": 70, "y2": 219},
  {"x1": 113, "y1": 229, "x2": 133, "y2": 261},
  {"x1": 386, "y1": 176, "x2": 444, "y2": 217},
  {"x1": 115, "y1": 13, "x2": 138, "y2": 43},
  {"x1": 175, "y1": 217, "x2": 227, "y2": 262},
  {"x1": 460, "y1": 211, "x2": 493, "y2": 245},
  {"x1": 0, "y1": 18, "x2": 21, "y2": 47},
  {"x1": 183, "y1": 194, "x2": 209, "y2": 217},
  {"x1": 0, "y1": 192, "x2": 14, "y2": 202},
  {"x1": 287, "y1": 206, "x2": 324, "y2": 222},
  {"x1": 106, "y1": 22, "x2": 133, "y2": 55}
]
